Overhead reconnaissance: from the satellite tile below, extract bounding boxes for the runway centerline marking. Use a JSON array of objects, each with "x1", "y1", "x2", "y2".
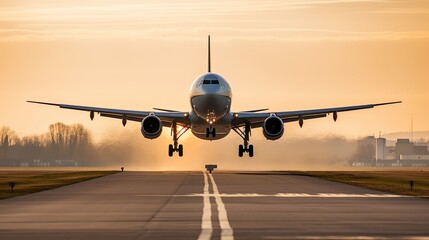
[
  {"x1": 198, "y1": 171, "x2": 235, "y2": 240},
  {"x1": 197, "y1": 171, "x2": 212, "y2": 240},
  {"x1": 208, "y1": 172, "x2": 234, "y2": 240}
]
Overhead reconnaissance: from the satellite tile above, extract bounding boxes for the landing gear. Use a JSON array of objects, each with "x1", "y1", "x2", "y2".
[
  {"x1": 178, "y1": 144, "x2": 183, "y2": 157},
  {"x1": 248, "y1": 144, "x2": 254, "y2": 157},
  {"x1": 206, "y1": 126, "x2": 216, "y2": 138},
  {"x1": 169, "y1": 144, "x2": 173, "y2": 157},
  {"x1": 238, "y1": 144, "x2": 254, "y2": 157},
  {"x1": 238, "y1": 145, "x2": 244, "y2": 157},
  {"x1": 168, "y1": 122, "x2": 188, "y2": 157},
  {"x1": 233, "y1": 123, "x2": 254, "y2": 157}
]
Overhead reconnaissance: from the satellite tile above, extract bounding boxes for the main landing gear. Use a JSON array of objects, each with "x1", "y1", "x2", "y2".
[
  {"x1": 232, "y1": 123, "x2": 254, "y2": 157},
  {"x1": 168, "y1": 122, "x2": 189, "y2": 157}
]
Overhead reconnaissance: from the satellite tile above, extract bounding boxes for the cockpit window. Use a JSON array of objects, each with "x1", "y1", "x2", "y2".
[
  {"x1": 200, "y1": 74, "x2": 222, "y2": 86},
  {"x1": 202, "y1": 80, "x2": 219, "y2": 85}
]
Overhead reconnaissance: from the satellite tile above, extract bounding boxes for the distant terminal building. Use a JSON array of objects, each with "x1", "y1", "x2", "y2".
[
  {"x1": 352, "y1": 137, "x2": 429, "y2": 167},
  {"x1": 414, "y1": 144, "x2": 429, "y2": 155},
  {"x1": 395, "y1": 139, "x2": 414, "y2": 160},
  {"x1": 376, "y1": 137, "x2": 386, "y2": 161}
]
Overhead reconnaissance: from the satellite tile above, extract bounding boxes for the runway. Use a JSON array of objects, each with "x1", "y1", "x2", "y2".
[{"x1": 1, "y1": 171, "x2": 428, "y2": 239}]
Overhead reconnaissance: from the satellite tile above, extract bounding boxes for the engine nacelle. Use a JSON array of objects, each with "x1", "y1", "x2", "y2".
[
  {"x1": 263, "y1": 115, "x2": 284, "y2": 140},
  {"x1": 141, "y1": 115, "x2": 162, "y2": 139}
]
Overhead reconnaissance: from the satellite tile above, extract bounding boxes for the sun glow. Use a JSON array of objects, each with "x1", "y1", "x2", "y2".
[{"x1": 0, "y1": 0, "x2": 428, "y2": 140}]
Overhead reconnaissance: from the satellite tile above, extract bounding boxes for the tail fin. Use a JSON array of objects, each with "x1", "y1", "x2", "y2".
[{"x1": 207, "y1": 35, "x2": 211, "y2": 72}]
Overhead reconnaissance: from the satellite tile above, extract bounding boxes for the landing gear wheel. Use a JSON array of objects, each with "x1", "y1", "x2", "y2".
[
  {"x1": 238, "y1": 145, "x2": 244, "y2": 157},
  {"x1": 206, "y1": 127, "x2": 216, "y2": 138},
  {"x1": 248, "y1": 144, "x2": 254, "y2": 157},
  {"x1": 168, "y1": 144, "x2": 174, "y2": 157},
  {"x1": 178, "y1": 144, "x2": 183, "y2": 157}
]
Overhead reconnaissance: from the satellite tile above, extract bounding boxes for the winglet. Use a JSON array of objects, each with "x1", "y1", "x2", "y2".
[{"x1": 207, "y1": 35, "x2": 211, "y2": 73}]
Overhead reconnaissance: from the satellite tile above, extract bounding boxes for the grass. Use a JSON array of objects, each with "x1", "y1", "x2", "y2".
[
  {"x1": 296, "y1": 171, "x2": 429, "y2": 197},
  {"x1": 0, "y1": 170, "x2": 117, "y2": 200}
]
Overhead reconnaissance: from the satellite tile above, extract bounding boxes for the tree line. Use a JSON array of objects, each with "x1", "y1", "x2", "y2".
[{"x1": 0, "y1": 123, "x2": 94, "y2": 166}]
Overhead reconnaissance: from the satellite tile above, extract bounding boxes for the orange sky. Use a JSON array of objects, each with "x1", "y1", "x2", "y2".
[{"x1": 1, "y1": 0, "x2": 428, "y2": 142}]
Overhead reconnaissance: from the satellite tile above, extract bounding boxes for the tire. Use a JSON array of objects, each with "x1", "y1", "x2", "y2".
[
  {"x1": 248, "y1": 144, "x2": 254, "y2": 157},
  {"x1": 168, "y1": 144, "x2": 174, "y2": 157},
  {"x1": 238, "y1": 145, "x2": 244, "y2": 157},
  {"x1": 178, "y1": 144, "x2": 183, "y2": 157},
  {"x1": 212, "y1": 128, "x2": 216, "y2": 138}
]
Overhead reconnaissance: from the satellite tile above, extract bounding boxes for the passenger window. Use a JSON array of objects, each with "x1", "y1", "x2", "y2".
[
  {"x1": 203, "y1": 80, "x2": 211, "y2": 84},
  {"x1": 211, "y1": 80, "x2": 219, "y2": 84}
]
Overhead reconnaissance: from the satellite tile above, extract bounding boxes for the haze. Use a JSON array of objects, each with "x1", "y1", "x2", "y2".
[{"x1": 1, "y1": 0, "x2": 428, "y2": 145}]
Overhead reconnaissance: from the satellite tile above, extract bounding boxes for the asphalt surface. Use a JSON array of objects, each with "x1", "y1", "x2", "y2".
[{"x1": 0, "y1": 171, "x2": 428, "y2": 240}]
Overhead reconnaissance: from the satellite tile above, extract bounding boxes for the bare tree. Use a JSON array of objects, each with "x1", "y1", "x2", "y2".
[
  {"x1": 67, "y1": 124, "x2": 91, "y2": 164},
  {"x1": 0, "y1": 126, "x2": 18, "y2": 160},
  {"x1": 49, "y1": 122, "x2": 70, "y2": 160}
]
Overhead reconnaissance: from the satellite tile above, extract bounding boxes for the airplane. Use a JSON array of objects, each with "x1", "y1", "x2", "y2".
[{"x1": 28, "y1": 36, "x2": 401, "y2": 157}]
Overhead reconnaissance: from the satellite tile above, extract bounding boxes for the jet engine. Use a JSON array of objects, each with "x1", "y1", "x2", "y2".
[
  {"x1": 263, "y1": 115, "x2": 284, "y2": 140},
  {"x1": 141, "y1": 115, "x2": 162, "y2": 139}
]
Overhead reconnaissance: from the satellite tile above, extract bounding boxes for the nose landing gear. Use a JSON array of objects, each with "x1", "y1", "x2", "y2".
[{"x1": 206, "y1": 126, "x2": 216, "y2": 138}]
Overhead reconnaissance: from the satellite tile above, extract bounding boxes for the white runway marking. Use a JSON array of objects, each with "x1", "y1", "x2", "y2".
[
  {"x1": 275, "y1": 193, "x2": 404, "y2": 198},
  {"x1": 187, "y1": 193, "x2": 408, "y2": 198},
  {"x1": 198, "y1": 171, "x2": 234, "y2": 240},
  {"x1": 264, "y1": 236, "x2": 429, "y2": 240},
  {"x1": 197, "y1": 171, "x2": 212, "y2": 240},
  {"x1": 208, "y1": 172, "x2": 234, "y2": 240},
  {"x1": 136, "y1": 193, "x2": 411, "y2": 198}
]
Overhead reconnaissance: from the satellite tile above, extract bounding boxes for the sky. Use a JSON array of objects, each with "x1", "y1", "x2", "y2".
[{"x1": 1, "y1": 0, "x2": 428, "y2": 144}]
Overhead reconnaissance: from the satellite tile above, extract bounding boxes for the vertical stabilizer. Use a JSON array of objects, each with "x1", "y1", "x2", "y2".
[{"x1": 208, "y1": 35, "x2": 211, "y2": 72}]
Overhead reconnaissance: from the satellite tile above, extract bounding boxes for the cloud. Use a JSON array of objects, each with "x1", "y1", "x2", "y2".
[
  {"x1": 1, "y1": 26, "x2": 429, "y2": 42},
  {"x1": 0, "y1": 0, "x2": 428, "y2": 41},
  {"x1": 370, "y1": 8, "x2": 429, "y2": 14}
]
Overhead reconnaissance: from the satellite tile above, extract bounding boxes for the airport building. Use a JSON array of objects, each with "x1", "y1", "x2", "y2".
[
  {"x1": 395, "y1": 139, "x2": 414, "y2": 160},
  {"x1": 376, "y1": 137, "x2": 386, "y2": 161},
  {"x1": 352, "y1": 137, "x2": 429, "y2": 167}
]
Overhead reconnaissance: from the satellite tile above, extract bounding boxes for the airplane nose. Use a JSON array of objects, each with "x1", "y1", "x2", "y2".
[{"x1": 191, "y1": 94, "x2": 230, "y2": 122}]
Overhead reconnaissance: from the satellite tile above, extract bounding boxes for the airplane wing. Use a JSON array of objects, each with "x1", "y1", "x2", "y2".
[
  {"x1": 232, "y1": 101, "x2": 401, "y2": 128},
  {"x1": 27, "y1": 101, "x2": 190, "y2": 127}
]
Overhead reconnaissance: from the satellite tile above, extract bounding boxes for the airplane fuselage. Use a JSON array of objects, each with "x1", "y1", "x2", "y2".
[{"x1": 189, "y1": 72, "x2": 233, "y2": 140}]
